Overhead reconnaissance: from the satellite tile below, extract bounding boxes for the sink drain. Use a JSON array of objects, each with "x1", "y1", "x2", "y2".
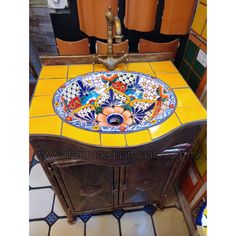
[{"x1": 106, "y1": 113, "x2": 124, "y2": 126}]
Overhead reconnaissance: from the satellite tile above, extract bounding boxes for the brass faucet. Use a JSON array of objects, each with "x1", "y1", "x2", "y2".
[{"x1": 94, "y1": 6, "x2": 128, "y2": 71}]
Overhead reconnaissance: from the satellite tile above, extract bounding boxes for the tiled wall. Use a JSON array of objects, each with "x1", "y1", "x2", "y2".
[
  {"x1": 179, "y1": 34, "x2": 207, "y2": 94},
  {"x1": 178, "y1": 0, "x2": 207, "y2": 221}
]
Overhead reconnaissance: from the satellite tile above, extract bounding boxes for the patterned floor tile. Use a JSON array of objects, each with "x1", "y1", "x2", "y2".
[
  {"x1": 29, "y1": 220, "x2": 49, "y2": 236},
  {"x1": 153, "y1": 208, "x2": 189, "y2": 236},
  {"x1": 86, "y1": 214, "x2": 119, "y2": 236},
  {"x1": 29, "y1": 164, "x2": 51, "y2": 188},
  {"x1": 29, "y1": 188, "x2": 54, "y2": 219},
  {"x1": 53, "y1": 196, "x2": 66, "y2": 217},
  {"x1": 121, "y1": 211, "x2": 155, "y2": 236},
  {"x1": 50, "y1": 218, "x2": 84, "y2": 236}
]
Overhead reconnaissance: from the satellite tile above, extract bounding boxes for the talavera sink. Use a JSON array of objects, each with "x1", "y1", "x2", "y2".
[{"x1": 53, "y1": 71, "x2": 177, "y2": 133}]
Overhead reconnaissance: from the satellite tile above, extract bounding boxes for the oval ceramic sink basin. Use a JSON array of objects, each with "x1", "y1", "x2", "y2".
[{"x1": 53, "y1": 71, "x2": 177, "y2": 133}]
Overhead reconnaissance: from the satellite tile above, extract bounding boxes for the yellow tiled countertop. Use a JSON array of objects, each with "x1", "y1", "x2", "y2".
[{"x1": 29, "y1": 61, "x2": 207, "y2": 148}]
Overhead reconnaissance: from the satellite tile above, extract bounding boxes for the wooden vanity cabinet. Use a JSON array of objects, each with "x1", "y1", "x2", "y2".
[
  {"x1": 119, "y1": 158, "x2": 178, "y2": 206},
  {"x1": 30, "y1": 123, "x2": 203, "y2": 223},
  {"x1": 46, "y1": 155, "x2": 184, "y2": 217},
  {"x1": 50, "y1": 160, "x2": 118, "y2": 213}
]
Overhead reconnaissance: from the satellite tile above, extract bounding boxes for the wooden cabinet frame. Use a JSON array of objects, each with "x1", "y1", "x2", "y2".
[{"x1": 30, "y1": 122, "x2": 204, "y2": 224}]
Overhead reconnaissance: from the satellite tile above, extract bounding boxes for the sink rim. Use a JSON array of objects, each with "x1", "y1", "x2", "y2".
[{"x1": 52, "y1": 70, "x2": 177, "y2": 134}]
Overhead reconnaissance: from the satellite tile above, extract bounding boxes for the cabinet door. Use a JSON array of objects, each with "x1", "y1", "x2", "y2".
[
  {"x1": 52, "y1": 160, "x2": 118, "y2": 213},
  {"x1": 120, "y1": 158, "x2": 176, "y2": 205}
]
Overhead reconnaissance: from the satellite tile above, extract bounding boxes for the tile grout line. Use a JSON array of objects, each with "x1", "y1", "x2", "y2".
[
  {"x1": 84, "y1": 222, "x2": 86, "y2": 236},
  {"x1": 30, "y1": 114, "x2": 56, "y2": 119},
  {"x1": 118, "y1": 219, "x2": 122, "y2": 236},
  {"x1": 51, "y1": 193, "x2": 56, "y2": 213},
  {"x1": 60, "y1": 121, "x2": 64, "y2": 136},
  {"x1": 174, "y1": 111, "x2": 183, "y2": 125},
  {"x1": 66, "y1": 65, "x2": 69, "y2": 81},
  {"x1": 47, "y1": 224, "x2": 51, "y2": 236},
  {"x1": 151, "y1": 215, "x2": 157, "y2": 236}
]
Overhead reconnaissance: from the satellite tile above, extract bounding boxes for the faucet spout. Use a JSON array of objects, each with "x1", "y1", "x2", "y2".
[
  {"x1": 114, "y1": 17, "x2": 123, "y2": 43},
  {"x1": 96, "y1": 7, "x2": 127, "y2": 71}
]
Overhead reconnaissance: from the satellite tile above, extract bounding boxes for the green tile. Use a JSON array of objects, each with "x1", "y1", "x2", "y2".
[
  {"x1": 183, "y1": 40, "x2": 198, "y2": 64},
  {"x1": 193, "y1": 58, "x2": 206, "y2": 77},
  {"x1": 179, "y1": 61, "x2": 191, "y2": 81},
  {"x1": 188, "y1": 71, "x2": 201, "y2": 92}
]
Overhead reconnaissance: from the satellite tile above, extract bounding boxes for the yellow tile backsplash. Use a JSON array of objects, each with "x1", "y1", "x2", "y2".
[
  {"x1": 62, "y1": 123, "x2": 101, "y2": 146},
  {"x1": 30, "y1": 96, "x2": 55, "y2": 117},
  {"x1": 39, "y1": 65, "x2": 68, "y2": 79},
  {"x1": 34, "y1": 79, "x2": 66, "y2": 96},
  {"x1": 68, "y1": 64, "x2": 93, "y2": 79},
  {"x1": 125, "y1": 130, "x2": 151, "y2": 146},
  {"x1": 149, "y1": 113, "x2": 181, "y2": 140},
  {"x1": 29, "y1": 116, "x2": 62, "y2": 135},
  {"x1": 101, "y1": 133, "x2": 126, "y2": 147}
]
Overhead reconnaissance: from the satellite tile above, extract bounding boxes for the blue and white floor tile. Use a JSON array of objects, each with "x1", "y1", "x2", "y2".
[{"x1": 29, "y1": 155, "x2": 190, "y2": 236}]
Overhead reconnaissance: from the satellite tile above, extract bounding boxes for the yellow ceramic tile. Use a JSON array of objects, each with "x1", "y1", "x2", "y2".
[
  {"x1": 176, "y1": 106, "x2": 207, "y2": 124},
  {"x1": 149, "y1": 113, "x2": 181, "y2": 140},
  {"x1": 30, "y1": 96, "x2": 55, "y2": 117},
  {"x1": 114, "y1": 63, "x2": 127, "y2": 71},
  {"x1": 202, "y1": 23, "x2": 207, "y2": 40},
  {"x1": 68, "y1": 64, "x2": 93, "y2": 79},
  {"x1": 154, "y1": 72, "x2": 189, "y2": 88},
  {"x1": 174, "y1": 88, "x2": 202, "y2": 108},
  {"x1": 39, "y1": 65, "x2": 68, "y2": 79},
  {"x1": 191, "y1": 4, "x2": 207, "y2": 35},
  {"x1": 149, "y1": 61, "x2": 179, "y2": 74},
  {"x1": 62, "y1": 123, "x2": 100, "y2": 146},
  {"x1": 34, "y1": 79, "x2": 66, "y2": 96},
  {"x1": 126, "y1": 62, "x2": 153, "y2": 74},
  {"x1": 101, "y1": 133, "x2": 126, "y2": 147},
  {"x1": 93, "y1": 64, "x2": 109, "y2": 72},
  {"x1": 194, "y1": 152, "x2": 207, "y2": 177},
  {"x1": 29, "y1": 116, "x2": 62, "y2": 135},
  {"x1": 125, "y1": 130, "x2": 151, "y2": 146}
]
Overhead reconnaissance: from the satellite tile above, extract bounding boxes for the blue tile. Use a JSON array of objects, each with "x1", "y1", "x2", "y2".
[
  {"x1": 112, "y1": 209, "x2": 125, "y2": 220},
  {"x1": 79, "y1": 213, "x2": 91, "y2": 223},
  {"x1": 31, "y1": 157, "x2": 39, "y2": 169},
  {"x1": 45, "y1": 212, "x2": 58, "y2": 226},
  {"x1": 144, "y1": 205, "x2": 157, "y2": 216}
]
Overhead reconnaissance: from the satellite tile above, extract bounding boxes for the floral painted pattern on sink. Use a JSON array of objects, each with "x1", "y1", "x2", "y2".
[{"x1": 53, "y1": 71, "x2": 177, "y2": 133}]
